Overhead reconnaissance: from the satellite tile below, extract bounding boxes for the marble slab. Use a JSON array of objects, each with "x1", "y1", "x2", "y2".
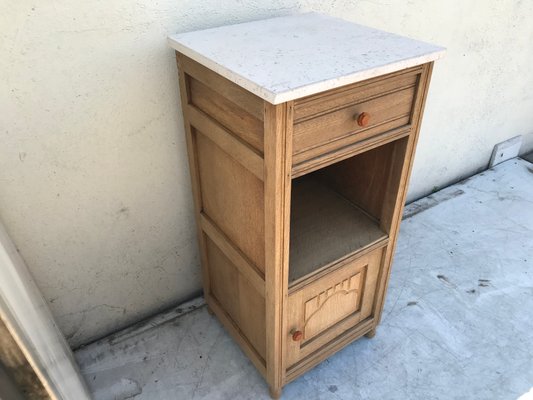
[{"x1": 168, "y1": 13, "x2": 445, "y2": 104}]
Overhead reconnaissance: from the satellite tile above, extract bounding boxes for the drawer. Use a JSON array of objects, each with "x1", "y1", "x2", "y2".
[
  {"x1": 285, "y1": 247, "x2": 384, "y2": 368},
  {"x1": 292, "y1": 68, "x2": 420, "y2": 167}
]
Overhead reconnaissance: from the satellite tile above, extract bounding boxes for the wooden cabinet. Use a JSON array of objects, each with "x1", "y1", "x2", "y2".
[
  {"x1": 169, "y1": 13, "x2": 444, "y2": 398},
  {"x1": 286, "y1": 247, "x2": 383, "y2": 368}
]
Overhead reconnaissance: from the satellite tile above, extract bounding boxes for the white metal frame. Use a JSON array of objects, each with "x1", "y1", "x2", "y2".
[{"x1": 0, "y1": 220, "x2": 91, "y2": 399}]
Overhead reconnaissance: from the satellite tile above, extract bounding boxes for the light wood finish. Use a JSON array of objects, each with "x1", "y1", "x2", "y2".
[
  {"x1": 200, "y1": 214, "x2": 265, "y2": 296},
  {"x1": 263, "y1": 101, "x2": 293, "y2": 397},
  {"x1": 206, "y1": 294, "x2": 267, "y2": 377},
  {"x1": 189, "y1": 76, "x2": 264, "y2": 152},
  {"x1": 205, "y1": 237, "x2": 266, "y2": 359},
  {"x1": 178, "y1": 53, "x2": 264, "y2": 121},
  {"x1": 177, "y1": 53, "x2": 269, "y2": 380},
  {"x1": 365, "y1": 328, "x2": 377, "y2": 338},
  {"x1": 175, "y1": 53, "x2": 435, "y2": 398},
  {"x1": 186, "y1": 104, "x2": 264, "y2": 180},
  {"x1": 379, "y1": 137, "x2": 410, "y2": 232},
  {"x1": 291, "y1": 125, "x2": 411, "y2": 178},
  {"x1": 293, "y1": 67, "x2": 420, "y2": 167},
  {"x1": 289, "y1": 177, "x2": 387, "y2": 283},
  {"x1": 195, "y1": 131, "x2": 265, "y2": 272},
  {"x1": 269, "y1": 386, "x2": 282, "y2": 400},
  {"x1": 374, "y1": 63, "x2": 435, "y2": 324},
  {"x1": 315, "y1": 140, "x2": 398, "y2": 222},
  {"x1": 293, "y1": 67, "x2": 420, "y2": 121},
  {"x1": 286, "y1": 317, "x2": 375, "y2": 383},
  {"x1": 286, "y1": 248, "x2": 383, "y2": 367},
  {"x1": 177, "y1": 56, "x2": 212, "y2": 318},
  {"x1": 293, "y1": 86, "x2": 414, "y2": 158}
]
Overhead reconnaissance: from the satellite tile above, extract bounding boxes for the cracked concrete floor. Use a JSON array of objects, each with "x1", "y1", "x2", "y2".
[{"x1": 75, "y1": 158, "x2": 533, "y2": 400}]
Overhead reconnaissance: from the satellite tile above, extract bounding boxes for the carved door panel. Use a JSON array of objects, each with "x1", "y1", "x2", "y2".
[{"x1": 286, "y1": 248, "x2": 383, "y2": 368}]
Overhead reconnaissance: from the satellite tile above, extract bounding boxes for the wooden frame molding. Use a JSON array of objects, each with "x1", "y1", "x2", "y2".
[
  {"x1": 206, "y1": 295, "x2": 267, "y2": 376},
  {"x1": 263, "y1": 101, "x2": 294, "y2": 397},
  {"x1": 178, "y1": 53, "x2": 264, "y2": 122},
  {"x1": 200, "y1": 213, "x2": 265, "y2": 296},
  {"x1": 187, "y1": 104, "x2": 264, "y2": 180}
]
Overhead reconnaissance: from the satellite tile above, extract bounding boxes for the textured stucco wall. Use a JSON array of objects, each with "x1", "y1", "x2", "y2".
[{"x1": 1, "y1": 0, "x2": 532, "y2": 347}]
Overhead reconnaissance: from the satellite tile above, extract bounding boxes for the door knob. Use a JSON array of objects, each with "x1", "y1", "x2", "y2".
[
  {"x1": 291, "y1": 329, "x2": 303, "y2": 342},
  {"x1": 356, "y1": 112, "x2": 370, "y2": 127}
]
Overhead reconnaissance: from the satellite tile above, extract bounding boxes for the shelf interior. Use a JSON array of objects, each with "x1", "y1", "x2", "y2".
[{"x1": 289, "y1": 177, "x2": 388, "y2": 284}]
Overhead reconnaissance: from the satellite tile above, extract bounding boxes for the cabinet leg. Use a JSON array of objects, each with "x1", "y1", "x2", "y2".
[
  {"x1": 365, "y1": 328, "x2": 377, "y2": 339},
  {"x1": 206, "y1": 305, "x2": 214, "y2": 315},
  {"x1": 269, "y1": 386, "x2": 282, "y2": 399}
]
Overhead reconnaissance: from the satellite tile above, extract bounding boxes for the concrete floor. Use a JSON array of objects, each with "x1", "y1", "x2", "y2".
[
  {"x1": 523, "y1": 151, "x2": 533, "y2": 164},
  {"x1": 75, "y1": 158, "x2": 533, "y2": 400}
]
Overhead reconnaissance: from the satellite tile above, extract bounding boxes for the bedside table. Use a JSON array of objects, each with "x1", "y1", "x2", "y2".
[{"x1": 168, "y1": 13, "x2": 444, "y2": 398}]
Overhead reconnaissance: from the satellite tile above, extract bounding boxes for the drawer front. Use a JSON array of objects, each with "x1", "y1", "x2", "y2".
[
  {"x1": 292, "y1": 68, "x2": 420, "y2": 166},
  {"x1": 286, "y1": 247, "x2": 384, "y2": 368}
]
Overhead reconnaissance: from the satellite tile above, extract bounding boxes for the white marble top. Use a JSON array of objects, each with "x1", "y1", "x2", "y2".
[{"x1": 168, "y1": 13, "x2": 445, "y2": 104}]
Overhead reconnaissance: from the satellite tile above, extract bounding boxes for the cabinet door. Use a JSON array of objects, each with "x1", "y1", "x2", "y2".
[{"x1": 286, "y1": 247, "x2": 383, "y2": 368}]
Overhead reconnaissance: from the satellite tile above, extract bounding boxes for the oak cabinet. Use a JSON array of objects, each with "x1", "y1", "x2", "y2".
[{"x1": 168, "y1": 13, "x2": 444, "y2": 398}]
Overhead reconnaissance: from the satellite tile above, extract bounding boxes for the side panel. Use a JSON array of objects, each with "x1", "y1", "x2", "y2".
[
  {"x1": 206, "y1": 238, "x2": 266, "y2": 359},
  {"x1": 176, "y1": 52, "x2": 268, "y2": 375},
  {"x1": 181, "y1": 53, "x2": 264, "y2": 152},
  {"x1": 373, "y1": 62, "x2": 435, "y2": 325},
  {"x1": 190, "y1": 78, "x2": 264, "y2": 152},
  {"x1": 196, "y1": 132, "x2": 265, "y2": 273}
]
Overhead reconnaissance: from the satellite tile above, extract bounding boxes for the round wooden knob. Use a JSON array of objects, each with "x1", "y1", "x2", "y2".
[
  {"x1": 291, "y1": 329, "x2": 303, "y2": 342},
  {"x1": 356, "y1": 112, "x2": 370, "y2": 127}
]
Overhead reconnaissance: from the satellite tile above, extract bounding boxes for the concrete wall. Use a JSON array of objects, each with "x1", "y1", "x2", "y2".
[{"x1": 1, "y1": 0, "x2": 532, "y2": 347}]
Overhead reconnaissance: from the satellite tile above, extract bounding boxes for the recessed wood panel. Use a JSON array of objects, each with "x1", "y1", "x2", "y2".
[
  {"x1": 303, "y1": 272, "x2": 362, "y2": 340},
  {"x1": 286, "y1": 247, "x2": 383, "y2": 368},
  {"x1": 206, "y1": 237, "x2": 266, "y2": 359},
  {"x1": 178, "y1": 53, "x2": 264, "y2": 121},
  {"x1": 207, "y1": 236, "x2": 240, "y2": 320},
  {"x1": 189, "y1": 77, "x2": 264, "y2": 152},
  {"x1": 195, "y1": 131, "x2": 265, "y2": 272}
]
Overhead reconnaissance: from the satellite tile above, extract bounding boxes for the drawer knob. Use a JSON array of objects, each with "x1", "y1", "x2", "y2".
[
  {"x1": 291, "y1": 329, "x2": 303, "y2": 342},
  {"x1": 356, "y1": 112, "x2": 371, "y2": 127}
]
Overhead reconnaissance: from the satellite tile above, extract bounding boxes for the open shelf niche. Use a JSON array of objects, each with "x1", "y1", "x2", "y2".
[{"x1": 288, "y1": 137, "x2": 409, "y2": 285}]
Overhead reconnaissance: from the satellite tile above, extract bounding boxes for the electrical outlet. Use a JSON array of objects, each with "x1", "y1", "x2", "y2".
[{"x1": 489, "y1": 135, "x2": 522, "y2": 167}]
